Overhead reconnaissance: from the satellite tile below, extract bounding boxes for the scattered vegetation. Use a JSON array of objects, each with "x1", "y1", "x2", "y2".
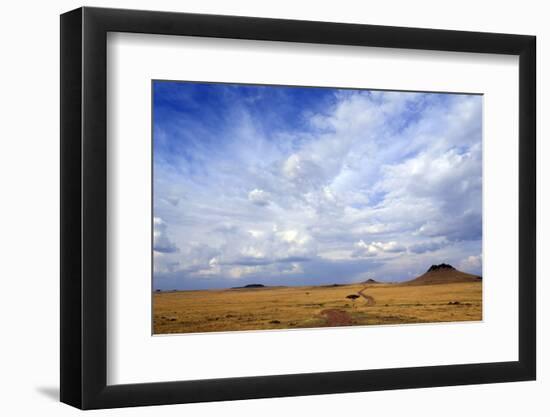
[{"x1": 346, "y1": 294, "x2": 360, "y2": 308}]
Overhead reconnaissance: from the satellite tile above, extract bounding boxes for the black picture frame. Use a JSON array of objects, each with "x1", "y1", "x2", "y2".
[{"x1": 60, "y1": 6, "x2": 536, "y2": 410}]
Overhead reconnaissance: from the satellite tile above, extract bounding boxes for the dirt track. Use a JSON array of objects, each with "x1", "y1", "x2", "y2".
[
  {"x1": 358, "y1": 287, "x2": 376, "y2": 305},
  {"x1": 320, "y1": 309, "x2": 352, "y2": 326}
]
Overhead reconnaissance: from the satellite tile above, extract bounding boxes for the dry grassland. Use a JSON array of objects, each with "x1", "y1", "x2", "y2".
[{"x1": 153, "y1": 281, "x2": 482, "y2": 334}]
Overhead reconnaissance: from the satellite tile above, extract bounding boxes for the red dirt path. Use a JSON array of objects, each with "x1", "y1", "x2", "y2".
[
  {"x1": 358, "y1": 287, "x2": 376, "y2": 305},
  {"x1": 321, "y1": 309, "x2": 352, "y2": 326}
]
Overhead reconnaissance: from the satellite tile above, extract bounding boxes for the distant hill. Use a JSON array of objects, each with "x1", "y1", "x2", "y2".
[
  {"x1": 404, "y1": 264, "x2": 481, "y2": 285},
  {"x1": 363, "y1": 278, "x2": 380, "y2": 284},
  {"x1": 231, "y1": 284, "x2": 266, "y2": 289}
]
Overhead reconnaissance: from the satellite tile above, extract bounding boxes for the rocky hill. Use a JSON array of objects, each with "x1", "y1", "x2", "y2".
[{"x1": 405, "y1": 264, "x2": 481, "y2": 285}]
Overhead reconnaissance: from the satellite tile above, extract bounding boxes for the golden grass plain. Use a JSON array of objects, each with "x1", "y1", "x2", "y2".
[{"x1": 153, "y1": 281, "x2": 482, "y2": 334}]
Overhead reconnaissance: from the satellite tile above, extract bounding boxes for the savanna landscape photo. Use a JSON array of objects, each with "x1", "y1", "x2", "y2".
[{"x1": 152, "y1": 81, "x2": 483, "y2": 334}]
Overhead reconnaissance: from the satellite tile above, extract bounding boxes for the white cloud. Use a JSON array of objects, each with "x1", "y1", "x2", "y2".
[
  {"x1": 352, "y1": 240, "x2": 406, "y2": 258},
  {"x1": 248, "y1": 188, "x2": 271, "y2": 206},
  {"x1": 459, "y1": 254, "x2": 482, "y2": 274},
  {"x1": 153, "y1": 217, "x2": 178, "y2": 254},
  {"x1": 153, "y1": 251, "x2": 180, "y2": 274},
  {"x1": 282, "y1": 154, "x2": 327, "y2": 192}
]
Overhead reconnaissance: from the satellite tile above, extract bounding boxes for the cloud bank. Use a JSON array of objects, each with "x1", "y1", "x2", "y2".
[{"x1": 153, "y1": 82, "x2": 482, "y2": 290}]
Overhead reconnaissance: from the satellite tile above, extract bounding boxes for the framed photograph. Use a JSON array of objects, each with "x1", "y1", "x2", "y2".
[{"x1": 60, "y1": 7, "x2": 536, "y2": 409}]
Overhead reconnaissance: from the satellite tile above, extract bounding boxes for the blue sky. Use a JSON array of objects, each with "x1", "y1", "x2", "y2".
[{"x1": 153, "y1": 81, "x2": 482, "y2": 290}]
